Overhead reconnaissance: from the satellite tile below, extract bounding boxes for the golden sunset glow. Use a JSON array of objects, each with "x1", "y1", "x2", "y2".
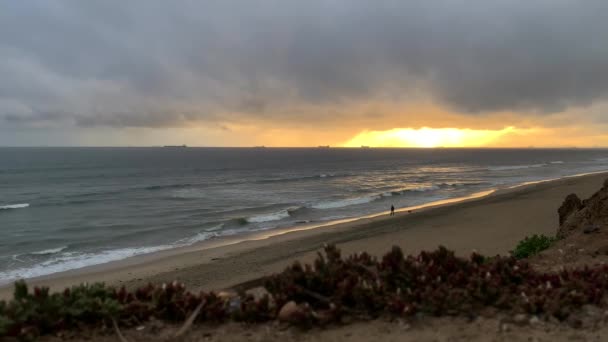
[{"x1": 342, "y1": 127, "x2": 522, "y2": 148}]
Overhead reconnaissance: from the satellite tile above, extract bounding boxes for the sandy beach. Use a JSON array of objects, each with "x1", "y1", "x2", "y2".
[{"x1": 2, "y1": 171, "x2": 607, "y2": 299}]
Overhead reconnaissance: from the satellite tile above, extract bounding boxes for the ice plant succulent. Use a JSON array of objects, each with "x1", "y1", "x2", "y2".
[{"x1": 2, "y1": 244, "x2": 608, "y2": 339}]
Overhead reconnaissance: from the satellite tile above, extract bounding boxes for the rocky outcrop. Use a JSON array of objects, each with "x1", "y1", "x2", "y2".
[
  {"x1": 557, "y1": 179, "x2": 608, "y2": 239},
  {"x1": 558, "y1": 194, "x2": 582, "y2": 225}
]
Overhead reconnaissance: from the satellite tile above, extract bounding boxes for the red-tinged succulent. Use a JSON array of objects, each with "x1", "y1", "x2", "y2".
[{"x1": 5, "y1": 244, "x2": 608, "y2": 339}]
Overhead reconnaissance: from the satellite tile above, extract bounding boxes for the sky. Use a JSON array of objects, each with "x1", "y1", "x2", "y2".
[{"x1": 2, "y1": 1, "x2": 608, "y2": 147}]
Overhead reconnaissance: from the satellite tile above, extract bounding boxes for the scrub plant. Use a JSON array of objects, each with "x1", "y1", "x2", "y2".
[
  {"x1": 512, "y1": 234, "x2": 555, "y2": 259},
  {"x1": 3, "y1": 243, "x2": 608, "y2": 340}
]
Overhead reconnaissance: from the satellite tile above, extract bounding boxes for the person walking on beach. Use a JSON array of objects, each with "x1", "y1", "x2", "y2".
[{"x1": 390, "y1": 204, "x2": 395, "y2": 216}]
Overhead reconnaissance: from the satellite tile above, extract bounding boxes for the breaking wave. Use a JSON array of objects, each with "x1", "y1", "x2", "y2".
[
  {"x1": 255, "y1": 173, "x2": 350, "y2": 184},
  {"x1": 488, "y1": 164, "x2": 547, "y2": 171},
  {"x1": 0, "y1": 246, "x2": 175, "y2": 285},
  {"x1": 176, "y1": 231, "x2": 220, "y2": 245},
  {"x1": 245, "y1": 207, "x2": 302, "y2": 223},
  {"x1": 0, "y1": 203, "x2": 29, "y2": 210},
  {"x1": 29, "y1": 246, "x2": 68, "y2": 255},
  {"x1": 0, "y1": 225, "x2": 229, "y2": 285},
  {"x1": 311, "y1": 195, "x2": 380, "y2": 209},
  {"x1": 310, "y1": 182, "x2": 484, "y2": 210}
]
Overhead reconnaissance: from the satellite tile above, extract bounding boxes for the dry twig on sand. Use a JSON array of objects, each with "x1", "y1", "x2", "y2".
[
  {"x1": 112, "y1": 318, "x2": 130, "y2": 342},
  {"x1": 174, "y1": 299, "x2": 207, "y2": 338}
]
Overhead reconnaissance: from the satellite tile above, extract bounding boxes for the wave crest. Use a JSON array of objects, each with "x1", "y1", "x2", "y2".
[
  {"x1": 145, "y1": 183, "x2": 192, "y2": 191},
  {"x1": 488, "y1": 164, "x2": 546, "y2": 171},
  {"x1": 30, "y1": 246, "x2": 68, "y2": 255},
  {"x1": 0, "y1": 226, "x2": 229, "y2": 284},
  {"x1": 0, "y1": 246, "x2": 174, "y2": 285},
  {"x1": 0, "y1": 203, "x2": 29, "y2": 210},
  {"x1": 256, "y1": 173, "x2": 349, "y2": 184},
  {"x1": 245, "y1": 207, "x2": 301, "y2": 223},
  {"x1": 312, "y1": 195, "x2": 380, "y2": 209}
]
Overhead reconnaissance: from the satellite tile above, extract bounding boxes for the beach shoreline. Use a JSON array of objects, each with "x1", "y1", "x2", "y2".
[{"x1": 2, "y1": 170, "x2": 607, "y2": 299}]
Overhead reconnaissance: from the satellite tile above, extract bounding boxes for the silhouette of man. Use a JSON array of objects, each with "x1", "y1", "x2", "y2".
[{"x1": 390, "y1": 205, "x2": 395, "y2": 216}]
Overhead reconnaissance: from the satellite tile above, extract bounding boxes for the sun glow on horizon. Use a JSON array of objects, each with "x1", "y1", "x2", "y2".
[{"x1": 342, "y1": 127, "x2": 520, "y2": 148}]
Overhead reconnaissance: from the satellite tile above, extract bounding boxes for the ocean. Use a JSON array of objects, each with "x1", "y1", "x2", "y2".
[{"x1": 1, "y1": 147, "x2": 608, "y2": 284}]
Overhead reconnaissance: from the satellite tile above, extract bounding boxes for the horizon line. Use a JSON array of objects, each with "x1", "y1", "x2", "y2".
[{"x1": 0, "y1": 145, "x2": 606, "y2": 149}]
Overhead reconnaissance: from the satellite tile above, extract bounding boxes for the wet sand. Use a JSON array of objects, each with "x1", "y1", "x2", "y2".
[{"x1": 2, "y1": 171, "x2": 607, "y2": 299}]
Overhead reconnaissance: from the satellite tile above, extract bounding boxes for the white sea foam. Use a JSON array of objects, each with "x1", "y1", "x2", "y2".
[
  {"x1": 0, "y1": 203, "x2": 29, "y2": 210},
  {"x1": 0, "y1": 245, "x2": 174, "y2": 285},
  {"x1": 409, "y1": 185, "x2": 441, "y2": 192},
  {"x1": 389, "y1": 184, "x2": 442, "y2": 195},
  {"x1": 312, "y1": 195, "x2": 380, "y2": 209},
  {"x1": 30, "y1": 246, "x2": 68, "y2": 255},
  {"x1": 246, "y1": 208, "x2": 294, "y2": 223},
  {"x1": 550, "y1": 161, "x2": 565, "y2": 164},
  {"x1": 248, "y1": 206, "x2": 303, "y2": 223},
  {"x1": 312, "y1": 184, "x2": 446, "y2": 210},
  {"x1": 0, "y1": 227, "x2": 231, "y2": 284},
  {"x1": 488, "y1": 164, "x2": 546, "y2": 171},
  {"x1": 178, "y1": 231, "x2": 220, "y2": 245},
  {"x1": 318, "y1": 173, "x2": 340, "y2": 178}
]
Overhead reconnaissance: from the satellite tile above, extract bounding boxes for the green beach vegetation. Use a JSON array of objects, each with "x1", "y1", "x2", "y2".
[
  {"x1": 511, "y1": 234, "x2": 556, "y2": 259},
  {"x1": 2, "y1": 243, "x2": 608, "y2": 340}
]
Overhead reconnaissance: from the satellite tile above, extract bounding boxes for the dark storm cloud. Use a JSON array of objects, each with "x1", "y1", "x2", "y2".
[{"x1": 2, "y1": 0, "x2": 608, "y2": 127}]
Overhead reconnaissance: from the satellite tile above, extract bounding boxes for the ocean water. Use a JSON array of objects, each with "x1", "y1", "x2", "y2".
[{"x1": 1, "y1": 147, "x2": 608, "y2": 284}]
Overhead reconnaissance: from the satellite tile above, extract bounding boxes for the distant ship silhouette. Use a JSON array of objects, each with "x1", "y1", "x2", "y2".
[
  {"x1": 318, "y1": 145, "x2": 330, "y2": 148},
  {"x1": 163, "y1": 145, "x2": 187, "y2": 148}
]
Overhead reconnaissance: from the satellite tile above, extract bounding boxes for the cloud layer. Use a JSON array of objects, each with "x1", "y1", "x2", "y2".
[{"x1": 2, "y1": 0, "x2": 608, "y2": 129}]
